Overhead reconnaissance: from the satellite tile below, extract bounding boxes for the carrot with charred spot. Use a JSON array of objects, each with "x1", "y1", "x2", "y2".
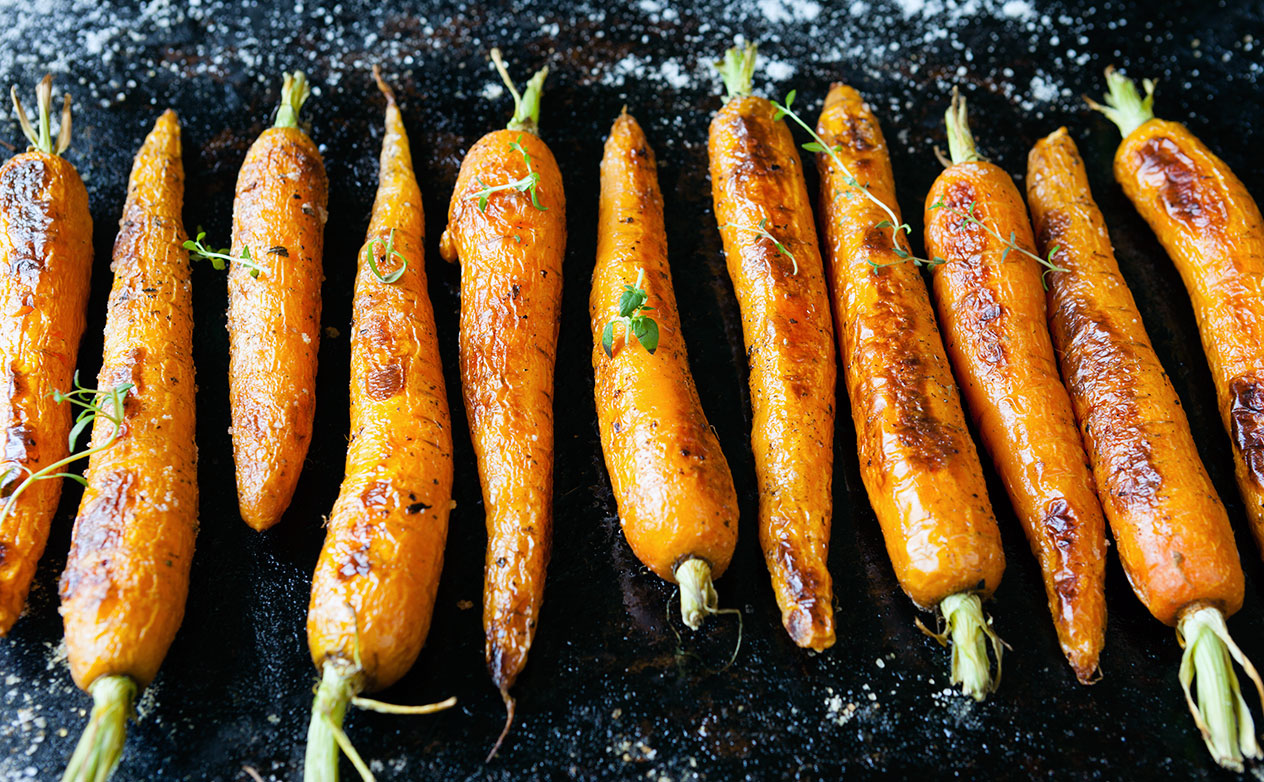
[
  {"x1": 0, "y1": 75, "x2": 93, "y2": 634},
  {"x1": 438, "y1": 48, "x2": 565, "y2": 757},
  {"x1": 707, "y1": 43, "x2": 837, "y2": 650},
  {"x1": 1090, "y1": 68, "x2": 1264, "y2": 559},
  {"x1": 812, "y1": 83, "x2": 1006, "y2": 698},
  {"x1": 58, "y1": 109, "x2": 197, "y2": 782},
  {"x1": 227, "y1": 70, "x2": 328, "y2": 530},
  {"x1": 303, "y1": 69, "x2": 455, "y2": 782},
  {"x1": 592, "y1": 110, "x2": 740, "y2": 631},
  {"x1": 1083, "y1": 68, "x2": 1264, "y2": 770}
]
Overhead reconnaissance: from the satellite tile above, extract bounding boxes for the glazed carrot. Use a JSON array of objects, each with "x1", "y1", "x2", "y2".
[
  {"x1": 58, "y1": 109, "x2": 197, "y2": 782},
  {"x1": 438, "y1": 48, "x2": 564, "y2": 754},
  {"x1": 227, "y1": 71, "x2": 328, "y2": 530},
  {"x1": 304, "y1": 70, "x2": 455, "y2": 782},
  {"x1": 809, "y1": 83, "x2": 1005, "y2": 698},
  {"x1": 923, "y1": 89, "x2": 1108, "y2": 683},
  {"x1": 708, "y1": 44, "x2": 837, "y2": 650},
  {"x1": 592, "y1": 110, "x2": 739, "y2": 629},
  {"x1": 1084, "y1": 68, "x2": 1263, "y2": 769},
  {"x1": 1090, "y1": 69, "x2": 1264, "y2": 559},
  {"x1": 0, "y1": 76, "x2": 92, "y2": 634}
]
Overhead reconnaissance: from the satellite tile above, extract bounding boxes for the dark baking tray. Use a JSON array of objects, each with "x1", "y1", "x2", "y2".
[{"x1": 1, "y1": 0, "x2": 1263, "y2": 779}]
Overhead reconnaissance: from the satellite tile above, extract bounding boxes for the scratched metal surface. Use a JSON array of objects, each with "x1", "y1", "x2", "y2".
[{"x1": 0, "y1": 0, "x2": 1263, "y2": 779}]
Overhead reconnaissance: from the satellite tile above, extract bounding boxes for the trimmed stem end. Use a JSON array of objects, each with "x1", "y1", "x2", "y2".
[
  {"x1": 1086, "y1": 65, "x2": 1156, "y2": 139},
  {"x1": 1177, "y1": 605, "x2": 1264, "y2": 772},
  {"x1": 491, "y1": 48, "x2": 547, "y2": 135},
  {"x1": 10, "y1": 74, "x2": 71, "y2": 156},
  {"x1": 275, "y1": 70, "x2": 312, "y2": 129},
  {"x1": 61, "y1": 675, "x2": 137, "y2": 782},
  {"x1": 304, "y1": 661, "x2": 361, "y2": 782},
  {"x1": 944, "y1": 86, "x2": 982, "y2": 166},
  {"x1": 715, "y1": 42, "x2": 758, "y2": 101},
  {"x1": 676, "y1": 557, "x2": 718, "y2": 631},
  {"x1": 940, "y1": 592, "x2": 1003, "y2": 702}
]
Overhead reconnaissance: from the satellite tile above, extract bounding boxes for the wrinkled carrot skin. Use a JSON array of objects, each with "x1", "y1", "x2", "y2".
[
  {"x1": 592, "y1": 113, "x2": 738, "y2": 583},
  {"x1": 307, "y1": 92, "x2": 452, "y2": 693},
  {"x1": 0, "y1": 142, "x2": 93, "y2": 634},
  {"x1": 439, "y1": 129, "x2": 564, "y2": 692},
  {"x1": 59, "y1": 111, "x2": 196, "y2": 689},
  {"x1": 709, "y1": 94, "x2": 837, "y2": 650},
  {"x1": 924, "y1": 159, "x2": 1108, "y2": 680},
  {"x1": 1112, "y1": 118, "x2": 1264, "y2": 558},
  {"x1": 1028, "y1": 128, "x2": 1243, "y2": 626},
  {"x1": 815, "y1": 85, "x2": 1004, "y2": 610},
  {"x1": 228, "y1": 125, "x2": 328, "y2": 530}
]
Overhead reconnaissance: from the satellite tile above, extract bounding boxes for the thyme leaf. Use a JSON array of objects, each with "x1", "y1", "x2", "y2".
[{"x1": 603, "y1": 268, "x2": 659, "y2": 357}]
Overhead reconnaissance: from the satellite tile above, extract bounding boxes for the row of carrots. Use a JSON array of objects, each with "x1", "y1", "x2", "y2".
[{"x1": 0, "y1": 42, "x2": 1261, "y2": 780}]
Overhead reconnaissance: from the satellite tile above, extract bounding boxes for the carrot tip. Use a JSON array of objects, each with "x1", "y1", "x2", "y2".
[
  {"x1": 675, "y1": 557, "x2": 718, "y2": 631},
  {"x1": 61, "y1": 675, "x2": 136, "y2": 782},
  {"x1": 943, "y1": 86, "x2": 983, "y2": 166},
  {"x1": 934, "y1": 592, "x2": 1004, "y2": 702},
  {"x1": 714, "y1": 41, "x2": 758, "y2": 101},
  {"x1": 1087, "y1": 66, "x2": 1157, "y2": 139},
  {"x1": 486, "y1": 688, "x2": 516, "y2": 763},
  {"x1": 372, "y1": 65, "x2": 396, "y2": 106},
  {"x1": 1177, "y1": 606, "x2": 1264, "y2": 772}
]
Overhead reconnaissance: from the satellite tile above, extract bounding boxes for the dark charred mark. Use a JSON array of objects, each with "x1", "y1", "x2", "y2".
[
  {"x1": 0, "y1": 157, "x2": 54, "y2": 284},
  {"x1": 1135, "y1": 136, "x2": 1227, "y2": 232},
  {"x1": 60, "y1": 470, "x2": 136, "y2": 600},
  {"x1": 406, "y1": 501, "x2": 431, "y2": 514},
  {"x1": 367, "y1": 363, "x2": 405, "y2": 401},
  {"x1": 267, "y1": 246, "x2": 289, "y2": 257},
  {"x1": 1230, "y1": 375, "x2": 1264, "y2": 486}
]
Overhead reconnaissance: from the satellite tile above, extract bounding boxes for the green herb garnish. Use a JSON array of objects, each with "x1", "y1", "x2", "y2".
[
  {"x1": 363, "y1": 228, "x2": 408, "y2": 284},
  {"x1": 183, "y1": 228, "x2": 263, "y2": 278},
  {"x1": 720, "y1": 217, "x2": 799, "y2": 274},
  {"x1": 602, "y1": 269, "x2": 659, "y2": 357},
  {"x1": 472, "y1": 134, "x2": 546, "y2": 213}
]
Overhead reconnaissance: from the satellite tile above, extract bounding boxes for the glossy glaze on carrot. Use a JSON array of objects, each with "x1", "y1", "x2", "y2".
[
  {"x1": 438, "y1": 54, "x2": 564, "y2": 727},
  {"x1": 307, "y1": 75, "x2": 452, "y2": 696},
  {"x1": 1027, "y1": 126, "x2": 1243, "y2": 628},
  {"x1": 1111, "y1": 111, "x2": 1264, "y2": 557},
  {"x1": 592, "y1": 112, "x2": 739, "y2": 593},
  {"x1": 228, "y1": 72, "x2": 328, "y2": 530},
  {"x1": 709, "y1": 48, "x2": 837, "y2": 650},
  {"x1": 0, "y1": 77, "x2": 93, "y2": 634},
  {"x1": 60, "y1": 109, "x2": 196, "y2": 690},
  {"x1": 924, "y1": 94, "x2": 1107, "y2": 682},
  {"x1": 815, "y1": 84, "x2": 1005, "y2": 611}
]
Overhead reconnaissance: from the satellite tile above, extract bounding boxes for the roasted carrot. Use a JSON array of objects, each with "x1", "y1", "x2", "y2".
[
  {"x1": 708, "y1": 44, "x2": 837, "y2": 650},
  {"x1": 592, "y1": 110, "x2": 740, "y2": 629},
  {"x1": 0, "y1": 75, "x2": 93, "y2": 634},
  {"x1": 808, "y1": 83, "x2": 1005, "y2": 698},
  {"x1": 57, "y1": 109, "x2": 197, "y2": 782},
  {"x1": 304, "y1": 69, "x2": 455, "y2": 782},
  {"x1": 438, "y1": 48, "x2": 564, "y2": 755},
  {"x1": 227, "y1": 70, "x2": 328, "y2": 530},
  {"x1": 922, "y1": 89, "x2": 1108, "y2": 683},
  {"x1": 1090, "y1": 68, "x2": 1264, "y2": 560},
  {"x1": 1083, "y1": 68, "x2": 1263, "y2": 769}
]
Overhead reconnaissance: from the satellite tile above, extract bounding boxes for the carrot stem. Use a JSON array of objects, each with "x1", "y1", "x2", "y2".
[
  {"x1": 714, "y1": 42, "x2": 758, "y2": 101},
  {"x1": 490, "y1": 48, "x2": 547, "y2": 136},
  {"x1": 9, "y1": 74, "x2": 72, "y2": 156},
  {"x1": 61, "y1": 675, "x2": 136, "y2": 782},
  {"x1": 1177, "y1": 605, "x2": 1264, "y2": 771},
  {"x1": 304, "y1": 660, "x2": 455, "y2": 782},
  {"x1": 944, "y1": 86, "x2": 982, "y2": 166},
  {"x1": 275, "y1": 70, "x2": 311, "y2": 129},
  {"x1": 1086, "y1": 66, "x2": 1156, "y2": 138},
  {"x1": 934, "y1": 592, "x2": 1003, "y2": 701},
  {"x1": 676, "y1": 557, "x2": 719, "y2": 630}
]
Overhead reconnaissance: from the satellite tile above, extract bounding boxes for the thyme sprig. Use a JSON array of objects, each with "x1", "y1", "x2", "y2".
[
  {"x1": 929, "y1": 199, "x2": 1066, "y2": 286},
  {"x1": 602, "y1": 269, "x2": 659, "y2": 357},
  {"x1": 183, "y1": 229, "x2": 262, "y2": 278},
  {"x1": 0, "y1": 374, "x2": 134, "y2": 525},
  {"x1": 720, "y1": 218, "x2": 799, "y2": 274},
  {"x1": 472, "y1": 134, "x2": 546, "y2": 213},
  {"x1": 772, "y1": 90, "x2": 944, "y2": 270},
  {"x1": 363, "y1": 228, "x2": 408, "y2": 284}
]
